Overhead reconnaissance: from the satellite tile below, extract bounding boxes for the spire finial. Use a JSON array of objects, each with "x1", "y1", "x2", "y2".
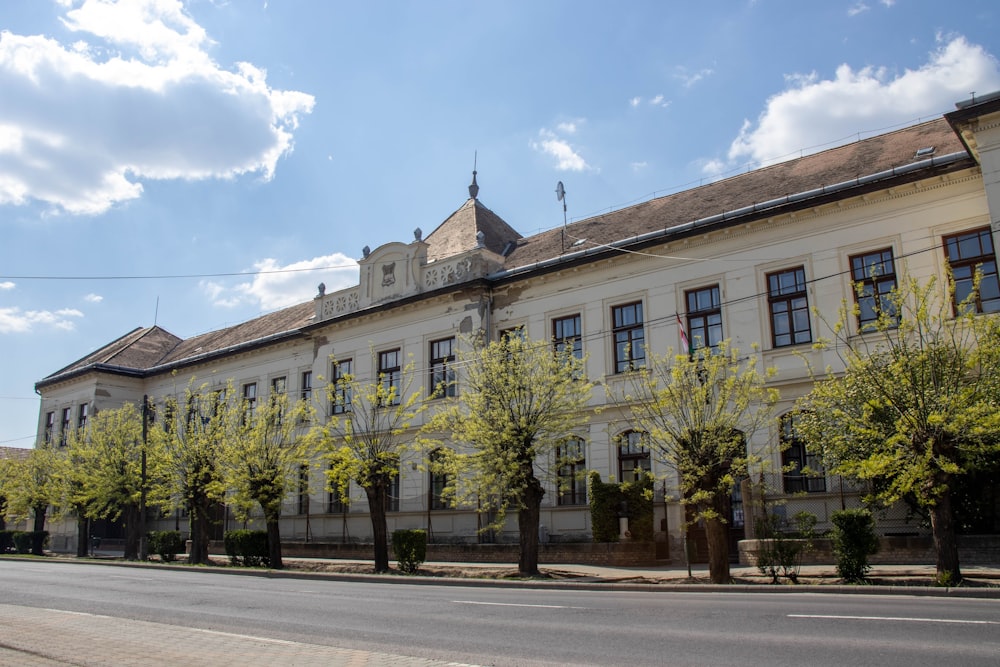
[{"x1": 468, "y1": 151, "x2": 479, "y2": 199}]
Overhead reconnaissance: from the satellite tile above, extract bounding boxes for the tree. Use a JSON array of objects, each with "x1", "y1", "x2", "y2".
[
  {"x1": 216, "y1": 387, "x2": 308, "y2": 570},
  {"x1": 795, "y1": 273, "x2": 1000, "y2": 585},
  {"x1": 3, "y1": 447, "x2": 64, "y2": 554},
  {"x1": 158, "y1": 382, "x2": 231, "y2": 565},
  {"x1": 68, "y1": 402, "x2": 164, "y2": 560},
  {"x1": 308, "y1": 350, "x2": 429, "y2": 573},
  {"x1": 428, "y1": 333, "x2": 593, "y2": 576},
  {"x1": 619, "y1": 341, "x2": 778, "y2": 584}
]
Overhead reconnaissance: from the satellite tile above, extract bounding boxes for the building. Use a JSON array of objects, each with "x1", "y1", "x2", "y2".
[{"x1": 33, "y1": 93, "x2": 1000, "y2": 559}]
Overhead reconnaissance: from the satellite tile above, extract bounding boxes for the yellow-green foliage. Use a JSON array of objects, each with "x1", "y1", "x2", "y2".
[
  {"x1": 796, "y1": 274, "x2": 1000, "y2": 511},
  {"x1": 426, "y1": 332, "x2": 594, "y2": 530},
  {"x1": 619, "y1": 340, "x2": 778, "y2": 526}
]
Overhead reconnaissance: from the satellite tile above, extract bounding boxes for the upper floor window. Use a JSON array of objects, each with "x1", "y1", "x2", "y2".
[
  {"x1": 618, "y1": 430, "x2": 651, "y2": 482},
  {"x1": 60, "y1": 407, "x2": 71, "y2": 445},
  {"x1": 77, "y1": 403, "x2": 89, "y2": 431},
  {"x1": 612, "y1": 302, "x2": 645, "y2": 373},
  {"x1": 429, "y1": 337, "x2": 456, "y2": 398},
  {"x1": 686, "y1": 285, "x2": 723, "y2": 351},
  {"x1": 271, "y1": 376, "x2": 286, "y2": 396},
  {"x1": 378, "y1": 350, "x2": 401, "y2": 406},
  {"x1": 556, "y1": 438, "x2": 587, "y2": 506},
  {"x1": 331, "y1": 359, "x2": 352, "y2": 415},
  {"x1": 44, "y1": 411, "x2": 55, "y2": 445},
  {"x1": 850, "y1": 248, "x2": 898, "y2": 330},
  {"x1": 781, "y1": 413, "x2": 826, "y2": 493},
  {"x1": 553, "y1": 314, "x2": 583, "y2": 360},
  {"x1": 301, "y1": 371, "x2": 312, "y2": 403},
  {"x1": 767, "y1": 267, "x2": 811, "y2": 347},
  {"x1": 242, "y1": 382, "x2": 257, "y2": 422},
  {"x1": 944, "y1": 227, "x2": 1000, "y2": 314}
]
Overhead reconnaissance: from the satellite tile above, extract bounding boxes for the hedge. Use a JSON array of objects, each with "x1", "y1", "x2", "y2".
[{"x1": 223, "y1": 529, "x2": 270, "y2": 567}]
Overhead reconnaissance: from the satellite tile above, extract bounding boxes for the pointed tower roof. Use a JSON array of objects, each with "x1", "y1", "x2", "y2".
[{"x1": 424, "y1": 171, "x2": 522, "y2": 262}]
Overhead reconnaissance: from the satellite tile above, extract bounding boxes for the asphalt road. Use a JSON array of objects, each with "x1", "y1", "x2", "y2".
[{"x1": 1, "y1": 559, "x2": 998, "y2": 666}]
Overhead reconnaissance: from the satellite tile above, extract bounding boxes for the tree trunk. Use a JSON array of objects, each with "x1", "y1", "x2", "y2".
[
  {"x1": 365, "y1": 484, "x2": 390, "y2": 573},
  {"x1": 265, "y1": 511, "x2": 283, "y2": 570},
  {"x1": 31, "y1": 504, "x2": 47, "y2": 556},
  {"x1": 188, "y1": 494, "x2": 212, "y2": 565},
  {"x1": 517, "y1": 474, "x2": 545, "y2": 577},
  {"x1": 76, "y1": 516, "x2": 89, "y2": 558},
  {"x1": 123, "y1": 503, "x2": 140, "y2": 560},
  {"x1": 703, "y1": 492, "x2": 732, "y2": 584},
  {"x1": 928, "y1": 487, "x2": 962, "y2": 585}
]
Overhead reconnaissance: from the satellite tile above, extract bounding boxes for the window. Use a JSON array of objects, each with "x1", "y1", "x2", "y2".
[
  {"x1": 850, "y1": 249, "x2": 898, "y2": 330},
  {"x1": 385, "y1": 456, "x2": 400, "y2": 512},
  {"x1": 557, "y1": 438, "x2": 587, "y2": 506},
  {"x1": 327, "y1": 465, "x2": 348, "y2": 513},
  {"x1": 428, "y1": 449, "x2": 450, "y2": 510},
  {"x1": 553, "y1": 314, "x2": 583, "y2": 360},
  {"x1": 44, "y1": 411, "x2": 55, "y2": 445},
  {"x1": 618, "y1": 430, "x2": 651, "y2": 482},
  {"x1": 301, "y1": 371, "x2": 313, "y2": 403},
  {"x1": 271, "y1": 376, "x2": 286, "y2": 396},
  {"x1": 60, "y1": 407, "x2": 71, "y2": 445},
  {"x1": 242, "y1": 382, "x2": 257, "y2": 422},
  {"x1": 429, "y1": 337, "x2": 456, "y2": 398},
  {"x1": 331, "y1": 359, "x2": 352, "y2": 414},
  {"x1": 944, "y1": 227, "x2": 1000, "y2": 314},
  {"x1": 378, "y1": 349, "x2": 401, "y2": 406},
  {"x1": 77, "y1": 403, "x2": 89, "y2": 430},
  {"x1": 781, "y1": 414, "x2": 826, "y2": 493},
  {"x1": 297, "y1": 465, "x2": 309, "y2": 515},
  {"x1": 612, "y1": 302, "x2": 645, "y2": 372},
  {"x1": 686, "y1": 285, "x2": 723, "y2": 351},
  {"x1": 767, "y1": 267, "x2": 811, "y2": 347}
]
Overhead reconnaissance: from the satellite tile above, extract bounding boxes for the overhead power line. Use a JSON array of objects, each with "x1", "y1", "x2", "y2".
[{"x1": 0, "y1": 262, "x2": 358, "y2": 282}]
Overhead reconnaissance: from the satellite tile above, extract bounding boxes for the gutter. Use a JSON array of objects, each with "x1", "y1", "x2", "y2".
[{"x1": 489, "y1": 151, "x2": 971, "y2": 282}]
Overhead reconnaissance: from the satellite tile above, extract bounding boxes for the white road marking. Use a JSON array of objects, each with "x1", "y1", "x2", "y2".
[
  {"x1": 789, "y1": 614, "x2": 1000, "y2": 625},
  {"x1": 452, "y1": 600, "x2": 588, "y2": 609}
]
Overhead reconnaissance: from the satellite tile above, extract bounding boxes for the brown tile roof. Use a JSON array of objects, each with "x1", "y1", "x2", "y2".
[
  {"x1": 424, "y1": 198, "x2": 522, "y2": 262},
  {"x1": 44, "y1": 326, "x2": 182, "y2": 379},
  {"x1": 0, "y1": 445, "x2": 31, "y2": 460},
  {"x1": 501, "y1": 118, "x2": 969, "y2": 270},
  {"x1": 157, "y1": 301, "x2": 315, "y2": 366}
]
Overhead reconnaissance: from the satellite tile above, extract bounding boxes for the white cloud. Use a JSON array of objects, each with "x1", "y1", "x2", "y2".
[
  {"x1": 629, "y1": 96, "x2": 641, "y2": 108},
  {"x1": 723, "y1": 36, "x2": 1000, "y2": 169},
  {"x1": 0, "y1": 0, "x2": 315, "y2": 216},
  {"x1": 531, "y1": 128, "x2": 591, "y2": 172},
  {"x1": 674, "y1": 67, "x2": 714, "y2": 89},
  {"x1": 848, "y1": 2, "x2": 870, "y2": 17},
  {"x1": 203, "y1": 252, "x2": 359, "y2": 311},
  {"x1": 0, "y1": 306, "x2": 83, "y2": 333},
  {"x1": 0, "y1": 281, "x2": 14, "y2": 290},
  {"x1": 630, "y1": 161, "x2": 648, "y2": 172},
  {"x1": 556, "y1": 121, "x2": 579, "y2": 134},
  {"x1": 83, "y1": 293, "x2": 103, "y2": 303}
]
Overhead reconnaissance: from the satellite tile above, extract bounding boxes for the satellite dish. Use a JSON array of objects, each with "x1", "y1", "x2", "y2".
[{"x1": 555, "y1": 181, "x2": 565, "y2": 201}]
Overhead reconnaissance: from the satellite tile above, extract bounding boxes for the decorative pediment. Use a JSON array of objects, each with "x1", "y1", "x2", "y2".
[{"x1": 360, "y1": 241, "x2": 428, "y2": 306}]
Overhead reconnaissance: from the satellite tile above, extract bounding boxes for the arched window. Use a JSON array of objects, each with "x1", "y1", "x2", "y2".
[
  {"x1": 556, "y1": 438, "x2": 587, "y2": 506},
  {"x1": 617, "y1": 430, "x2": 651, "y2": 482},
  {"x1": 428, "y1": 449, "x2": 451, "y2": 510},
  {"x1": 781, "y1": 413, "x2": 825, "y2": 493}
]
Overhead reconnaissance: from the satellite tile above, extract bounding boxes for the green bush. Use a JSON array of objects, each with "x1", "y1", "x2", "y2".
[
  {"x1": 148, "y1": 530, "x2": 185, "y2": 562},
  {"x1": 831, "y1": 509, "x2": 879, "y2": 584},
  {"x1": 0, "y1": 530, "x2": 13, "y2": 553},
  {"x1": 588, "y1": 472, "x2": 654, "y2": 543},
  {"x1": 12, "y1": 531, "x2": 31, "y2": 554},
  {"x1": 392, "y1": 529, "x2": 427, "y2": 573},
  {"x1": 223, "y1": 529, "x2": 270, "y2": 567}
]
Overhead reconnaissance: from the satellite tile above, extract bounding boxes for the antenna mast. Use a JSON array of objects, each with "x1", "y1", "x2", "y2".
[{"x1": 556, "y1": 181, "x2": 568, "y2": 251}]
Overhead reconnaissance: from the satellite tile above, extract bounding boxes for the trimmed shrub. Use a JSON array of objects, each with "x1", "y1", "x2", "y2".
[
  {"x1": 12, "y1": 531, "x2": 31, "y2": 554},
  {"x1": 0, "y1": 530, "x2": 13, "y2": 554},
  {"x1": 831, "y1": 509, "x2": 879, "y2": 584},
  {"x1": 589, "y1": 472, "x2": 655, "y2": 543},
  {"x1": 148, "y1": 530, "x2": 185, "y2": 563},
  {"x1": 392, "y1": 529, "x2": 427, "y2": 573},
  {"x1": 223, "y1": 529, "x2": 270, "y2": 568},
  {"x1": 754, "y1": 510, "x2": 817, "y2": 584}
]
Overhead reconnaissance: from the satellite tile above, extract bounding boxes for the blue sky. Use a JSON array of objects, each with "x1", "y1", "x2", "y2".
[{"x1": 3, "y1": 0, "x2": 1000, "y2": 448}]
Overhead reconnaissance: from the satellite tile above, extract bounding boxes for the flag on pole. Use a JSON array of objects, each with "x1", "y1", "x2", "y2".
[{"x1": 676, "y1": 312, "x2": 690, "y2": 354}]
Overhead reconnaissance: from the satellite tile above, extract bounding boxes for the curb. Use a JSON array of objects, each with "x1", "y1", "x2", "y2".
[{"x1": 7, "y1": 555, "x2": 1000, "y2": 598}]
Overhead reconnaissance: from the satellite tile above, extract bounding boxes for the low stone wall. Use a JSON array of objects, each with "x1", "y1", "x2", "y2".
[
  {"x1": 208, "y1": 539, "x2": 662, "y2": 567},
  {"x1": 739, "y1": 535, "x2": 1000, "y2": 567}
]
